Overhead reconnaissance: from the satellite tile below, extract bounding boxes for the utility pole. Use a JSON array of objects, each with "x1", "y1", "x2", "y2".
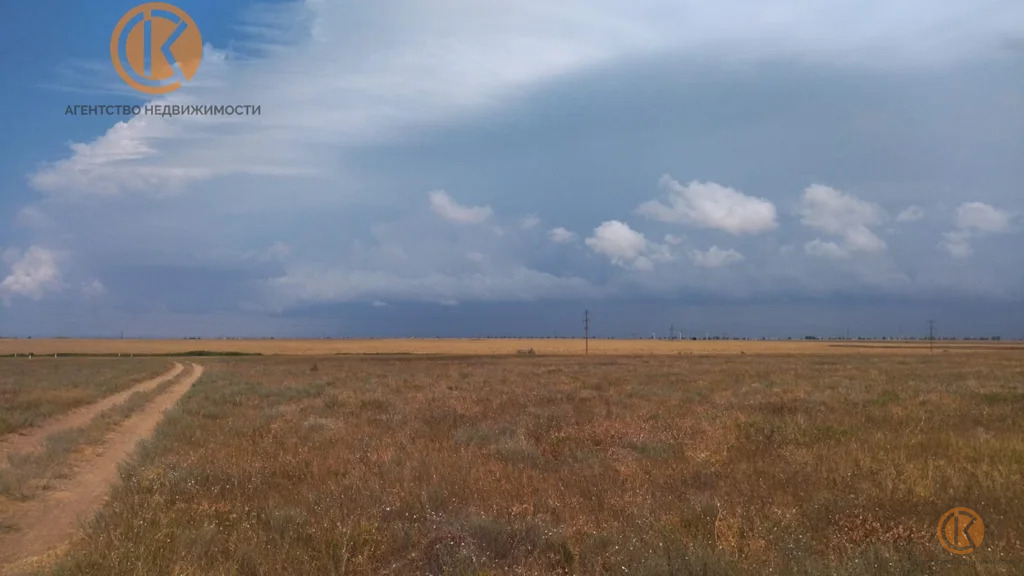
[
  {"x1": 584, "y1": 309, "x2": 590, "y2": 356},
  {"x1": 928, "y1": 319, "x2": 935, "y2": 352},
  {"x1": 669, "y1": 323, "x2": 674, "y2": 341}
]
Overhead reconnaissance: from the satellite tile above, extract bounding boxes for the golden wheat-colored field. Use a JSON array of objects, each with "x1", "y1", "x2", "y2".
[{"x1": 1, "y1": 338, "x2": 1021, "y2": 357}]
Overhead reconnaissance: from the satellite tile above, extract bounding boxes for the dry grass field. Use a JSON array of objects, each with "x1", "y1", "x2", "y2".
[
  {"x1": 1, "y1": 338, "x2": 1022, "y2": 357},
  {"x1": 0, "y1": 359, "x2": 169, "y2": 436},
  {"x1": 18, "y1": 351, "x2": 1020, "y2": 575},
  {"x1": 0, "y1": 369, "x2": 177, "y2": 501}
]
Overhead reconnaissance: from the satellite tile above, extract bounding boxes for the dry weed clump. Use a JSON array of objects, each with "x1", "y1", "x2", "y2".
[{"x1": 49, "y1": 353, "x2": 1024, "y2": 575}]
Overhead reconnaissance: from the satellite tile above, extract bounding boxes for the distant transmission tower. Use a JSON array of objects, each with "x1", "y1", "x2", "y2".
[{"x1": 928, "y1": 319, "x2": 935, "y2": 352}]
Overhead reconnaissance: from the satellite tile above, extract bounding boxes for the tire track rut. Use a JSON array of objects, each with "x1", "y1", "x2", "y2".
[
  {"x1": 0, "y1": 362, "x2": 204, "y2": 574},
  {"x1": 0, "y1": 363, "x2": 184, "y2": 465}
]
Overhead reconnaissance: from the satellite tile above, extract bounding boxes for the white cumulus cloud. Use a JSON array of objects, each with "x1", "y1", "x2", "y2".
[
  {"x1": 636, "y1": 175, "x2": 778, "y2": 235},
  {"x1": 804, "y1": 239, "x2": 850, "y2": 260},
  {"x1": 0, "y1": 247, "x2": 63, "y2": 304},
  {"x1": 955, "y1": 202, "x2": 1013, "y2": 233},
  {"x1": 799, "y1": 184, "x2": 887, "y2": 256},
  {"x1": 548, "y1": 227, "x2": 577, "y2": 244},
  {"x1": 690, "y1": 246, "x2": 745, "y2": 268},
  {"x1": 586, "y1": 221, "x2": 648, "y2": 265},
  {"x1": 585, "y1": 220, "x2": 671, "y2": 271},
  {"x1": 940, "y1": 202, "x2": 1015, "y2": 258},
  {"x1": 428, "y1": 190, "x2": 493, "y2": 224}
]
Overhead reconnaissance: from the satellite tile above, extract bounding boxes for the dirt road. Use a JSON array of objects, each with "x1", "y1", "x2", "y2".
[
  {"x1": 0, "y1": 363, "x2": 184, "y2": 465},
  {"x1": 0, "y1": 363, "x2": 203, "y2": 575}
]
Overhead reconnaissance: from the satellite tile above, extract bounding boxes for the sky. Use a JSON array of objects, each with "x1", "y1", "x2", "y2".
[{"x1": 1, "y1": 0, "x2": 1023, "y2": 339}]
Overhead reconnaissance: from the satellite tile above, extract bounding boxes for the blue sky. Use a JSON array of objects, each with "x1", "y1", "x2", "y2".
[{"x1": 1, "y1": 0, "x2": 1023, "y2": 338}]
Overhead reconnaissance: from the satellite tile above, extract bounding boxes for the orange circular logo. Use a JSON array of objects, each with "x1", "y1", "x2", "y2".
[
  {"x1": 937, "y1": 507, "x2": 984, "y2": 555},
  {"x1": 110, "y1": 3, "x2": 202, "y2": 94}
]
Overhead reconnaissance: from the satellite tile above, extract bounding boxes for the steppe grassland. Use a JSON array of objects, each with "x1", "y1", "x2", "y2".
[
  {"x1": 51, "y1": 352, "x2": 1024, "y2": 575},
  {"x1": 0, "y1": 358, "x2": 169, "y2": 436}
]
